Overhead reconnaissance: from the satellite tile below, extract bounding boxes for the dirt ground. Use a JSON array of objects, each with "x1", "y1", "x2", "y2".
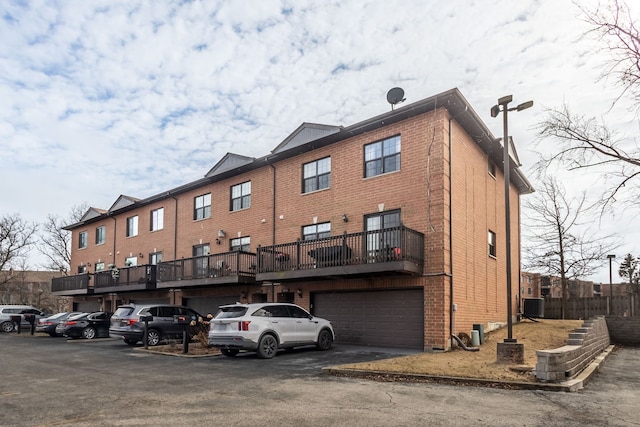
[
  {"x1": 153, "y1": 319, "x2": 583, "y2": 382},
  {"x1": 336, "y1": 319, "x2": 584, "y2": 382}
]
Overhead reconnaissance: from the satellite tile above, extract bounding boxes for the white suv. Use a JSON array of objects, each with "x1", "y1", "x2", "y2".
[
  {"x1": 208, "y1": 303, "x2": 334, "y2": 359},
  {"x1": 0, "y1": 305, "x2": 47, "y2": 332}
]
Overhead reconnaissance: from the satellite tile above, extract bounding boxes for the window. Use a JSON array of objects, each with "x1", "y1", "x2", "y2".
[
  {"x1": 150, "y1": 208, "x2": 164, "y2": 231},
  {"x1": 78, "y1": 231, "x2": 87, "y2": 249},
  {"x1": 126, "y1": 216, "x2": 138, "y2": 237},
  {"x1": 364, "y1": 135, "x2": 401, "y2": 178},
  {"x1": 95, "y1": 262, "x2": 105, "y2": 271},
  {"x1": 303, "y1": 157, "x2": 331, "y2": 193},
  {"x1": 365, "y1": 210, "x2": 401, "y2": 256},
  {"x1": 231, "y1": 182, "x2": 251, "y2": 211},
  {"x1": 125, "y1": 256, "x2": 137, "y2": 267},
  {"x1": 194, "y1": 193, "x2": 211, "y2": 220},
  {"x1": 231, "y1": 236, "x2": 250, "y2": 252},
  {"x1": 488, "y1": 230, "x2": 497, "y2": 257},
  {"x1": 303, "y1": 222, "x2": 331, "y2": 240},
  {"x1": 95, "y1": 226, "x2": 106, "y2": 245},
  {"x1": 77, "y1": 265, "x2": 87, "y2": 274},
  {"x1": 149, "y1": 252, "x2": 163, "y2": 265},
  {"x1": 488, "y1": 159, "x2": 496, "y2": 177}
]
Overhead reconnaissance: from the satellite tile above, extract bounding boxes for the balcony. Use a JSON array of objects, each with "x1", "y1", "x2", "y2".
[
  {"x1": 157, "y1": 251, "x2": 257, "y2": 289},
  {"x1": 93, "y1": 265, "x2": 157, "y2": 294},
  {"x1": 256, "y1": 226, "x2": 424, "y2": 282},
  {"x1": 51, "y1": 274, "x2": 93, "y2": 296}
]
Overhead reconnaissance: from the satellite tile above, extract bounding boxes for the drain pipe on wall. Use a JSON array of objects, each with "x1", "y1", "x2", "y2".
[
  {"x1": 448, "y1": 117, "x2": 457, "y2": 350},
  {"x1": 268, "y1": 161, "x2": 276, "y2": 302}
]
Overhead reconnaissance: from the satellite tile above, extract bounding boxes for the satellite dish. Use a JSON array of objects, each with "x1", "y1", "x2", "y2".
[{"x1": 386, "y1": 87, "x2": 406, "y2": 110}]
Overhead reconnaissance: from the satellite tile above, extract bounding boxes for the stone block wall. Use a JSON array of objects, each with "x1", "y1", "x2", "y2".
[
  {"x1": 605, "y1": 316, "x2": 640, "y2": 346},
  {"x1": 534, "y1": 316, "x2": 610, "y2": 382}
]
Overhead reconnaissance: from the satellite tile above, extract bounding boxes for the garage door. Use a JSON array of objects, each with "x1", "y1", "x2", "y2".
[
  {"x1": 184, "y1": 296, "x2": 239, "y2": 317},
  {"x1": 73, "y1": 301, "x2": 101, "y2": 313},
  {"x1": 129, "y1": 298, "x2": 169, "y2": 306},
  {"x1": 313, "y1": 289, "x2": 424, "y2": 349}
]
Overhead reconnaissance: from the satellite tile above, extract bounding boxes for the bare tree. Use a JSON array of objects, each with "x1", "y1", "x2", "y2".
[
  {"x1": 536, "y1": 0, "x2": 640, "y2": 209},
  {"x1": 38, "y1": 203, "x2": 88, "y2": 274},
  {"x1": 0, "y1": 213, "x2": 37, "y2": 300},
  {"x1": 523, "y1": 177, "x2": 620, "y2": 318}
]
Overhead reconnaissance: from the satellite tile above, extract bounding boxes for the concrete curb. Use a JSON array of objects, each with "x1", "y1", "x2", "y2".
[
  {"x1": 134, "y1": 346, "x2": 221, "y2": 358},
  {"x1": 323, "y1": 345, "x2": 616, "y2": 392}
]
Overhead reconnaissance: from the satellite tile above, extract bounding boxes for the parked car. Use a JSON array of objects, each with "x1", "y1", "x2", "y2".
[
  {"x1": 208, "y1": 303, "x2": 334, "y2": 359},
  {"x1": 0, "y1": 305, "x2": 47, "y2": 333},
  {"x1": 36, "y1": 312, "x2": 84, "y2": 337},
  {"x1": 109, "y1": 304, "x2": 202, "y2": 346},
  {"x1": 60, "y1": 312, "x2": 112, "y2": 339}
]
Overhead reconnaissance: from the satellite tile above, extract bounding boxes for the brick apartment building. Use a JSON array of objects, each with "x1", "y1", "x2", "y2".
[{"x1": 52, "y1": 88, "x2": 534, "y2": 351}]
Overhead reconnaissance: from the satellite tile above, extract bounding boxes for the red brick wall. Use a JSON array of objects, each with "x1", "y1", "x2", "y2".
[{"x1": 69, "y1": 107, "x2": 522, "y2": 350}]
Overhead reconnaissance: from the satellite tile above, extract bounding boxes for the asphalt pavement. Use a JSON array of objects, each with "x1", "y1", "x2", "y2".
[{"x1": 0, "y1": 333, "x2": 638, "y2": 427}]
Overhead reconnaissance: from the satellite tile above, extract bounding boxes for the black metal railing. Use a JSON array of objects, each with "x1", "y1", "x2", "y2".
[
  {"x1": 257, "y1": 226, "x2": 424, "y2": 273},
  {"x1": 93, "y1": 265, "x2": 157, "y2": 290},
  {"x1": 51, "y1": 274, "x2": 92, "y2": 293},
  {"x1": 157, "y1": 251, "x2": 256, "y2": 282}
]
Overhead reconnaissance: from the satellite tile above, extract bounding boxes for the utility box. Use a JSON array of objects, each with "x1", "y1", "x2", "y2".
[
  {"x1": 472, "y1": 324, "x2": 485, "y2": 344},
  {"x1": 523, "y1": 298, "x2": 545, "y2": 318}
]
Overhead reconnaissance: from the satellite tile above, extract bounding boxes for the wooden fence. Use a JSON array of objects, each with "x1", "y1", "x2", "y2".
[{"x1": 543, "y1": 295, "x2": 638, "y2": 319}]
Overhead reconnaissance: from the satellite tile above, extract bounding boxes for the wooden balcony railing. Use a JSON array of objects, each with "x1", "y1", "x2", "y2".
[
  {"x1": 156, "y1": 251, "x2": 257, "y2": 288},
  {"x1": 51, "y1": 274, "x2": 92, "y2": 295},
  {"x1": 92, "y1": 265, "x2": 157, "y2": 293},
  {"x1": 256, "y1": 226, "x2": 424, "y2": 281}
]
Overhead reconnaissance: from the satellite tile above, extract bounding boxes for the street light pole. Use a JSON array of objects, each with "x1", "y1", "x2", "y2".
[
  {"x1": 491, "y1": 95, "x2": 533, "y2": 344},
  {"x1": 607, "y1": 254, "x2": 615, "y2": 298}
]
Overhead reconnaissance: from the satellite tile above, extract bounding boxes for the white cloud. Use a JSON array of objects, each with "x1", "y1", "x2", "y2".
[{"x1": 0, "y1": 0, "x2": 637, "y2": 282}]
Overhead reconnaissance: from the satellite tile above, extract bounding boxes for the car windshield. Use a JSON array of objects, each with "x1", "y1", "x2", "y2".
[{"x1": 215, "y1": 306, "x2": 248, "y2": 319}]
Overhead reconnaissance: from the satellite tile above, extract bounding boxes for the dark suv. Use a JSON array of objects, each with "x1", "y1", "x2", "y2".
[{"x1": 109, "y1": 304, "x2": 201, "y2": 346}]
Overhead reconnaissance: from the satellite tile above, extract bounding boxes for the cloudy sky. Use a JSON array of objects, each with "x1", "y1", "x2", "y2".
[{"x1": 1, "y1": 0, "x2": 637, "y2": 282}]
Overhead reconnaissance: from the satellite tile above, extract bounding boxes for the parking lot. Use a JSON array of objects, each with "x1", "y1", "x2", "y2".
[{"x1": 1, "y1": 333, "x2": 638, "y2": 427}]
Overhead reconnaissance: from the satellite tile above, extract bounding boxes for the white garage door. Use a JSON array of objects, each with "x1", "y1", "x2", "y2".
[{"x1": 313, "y1": 289, "x2": 424, "y2": 349}]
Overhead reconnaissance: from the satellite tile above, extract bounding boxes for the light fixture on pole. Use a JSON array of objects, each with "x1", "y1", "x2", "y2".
[
  {"x1": 491, "y1": 95, "x2": 533, "y2": 344},
  {"x1": 607, "y1": 254, "x2": 615, "y2": 298}
]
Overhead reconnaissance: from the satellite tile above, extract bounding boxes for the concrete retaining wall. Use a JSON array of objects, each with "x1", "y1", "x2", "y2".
[
  {"x1": 605, "y1": 316, "x2": 640, "y2": 346},
  {"x1": 534, "y1": 316, "x2": 610, "y2": 382}
]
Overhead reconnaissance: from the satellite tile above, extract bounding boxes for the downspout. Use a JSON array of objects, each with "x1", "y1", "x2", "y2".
[
  {"x1": 268, "y1": 161, "x2": 276, "y2": 302},
  {"x1": 172, "y1": 196, "x2": 178, "y2": 259},
  {"x1": 448, "y1": 118, "x2": 455, "y2": 348},
  {"x1": 111, "y1": 216, "x2": 117, "y2": 265}
]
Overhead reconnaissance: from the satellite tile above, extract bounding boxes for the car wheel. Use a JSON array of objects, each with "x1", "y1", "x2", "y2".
[
  {"x1": 123, "y1": 338, "x2": 138, "y2": 346},
  {"x1": 82, "y1": 327, "x2": 96, "y2": 340},
  {"x1": 316, "y1": 329, "x2": 333, "y2": 351},
  {"x1": 221, "y1": 349, "x2": 239, "y2": 357},
  {"x1": 1, "y1": 321, "x2": 14, "y2": 333},
  {"x1": 146, "y1": 329, "x2": 161, "y2": 346},
  {"x1": 257, "y1": 334, "x2": 278, "y2": 359}
]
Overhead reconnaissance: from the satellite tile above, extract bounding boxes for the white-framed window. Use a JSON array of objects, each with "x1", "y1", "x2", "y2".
[
  {"x1": 364, "y1": 135, "x2": 401, "y2": 178},
  {"x1": 230, "y1": 236, "x2": 250, "y2": 252},
  {"x1": 303, "y1": 157, "x2": 331, "y2": 193},
  {"x1": 78, "y1": 231, "x2": 88, "y2": 249},
  {"x1": 125, "y1": 256, "x2": 137, "y2": 267},
  {"x1": 126, "y1": 216, "x2": 138, "y2": 237},
  {"x1": 150, "y1": 207, "x2": 164, "y2": 231},
  {"x1": 95, "y1": 262, "x2": 105, "y2": 271},
  {"x1": 302, "y1": 222, "x2": 331, "y2": 240},
  {"x1": 194, "y1": 193, "x2": 211, "y2": 220},
  {"x1": 149, "y1": 252, "x2": 163, "y2": 265},
  {"x1": 488, "y1": 159, "x2": 496, "y2": 178},
  {"x1": 231, "y1": 181, "x2": 251, "y2": 211},
  {"x1": 95, "y1": 226, "x2": 106, "y2": 245},
  {"x1": 488, "y1": 230, "x2": 497, "y2": 258}
]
